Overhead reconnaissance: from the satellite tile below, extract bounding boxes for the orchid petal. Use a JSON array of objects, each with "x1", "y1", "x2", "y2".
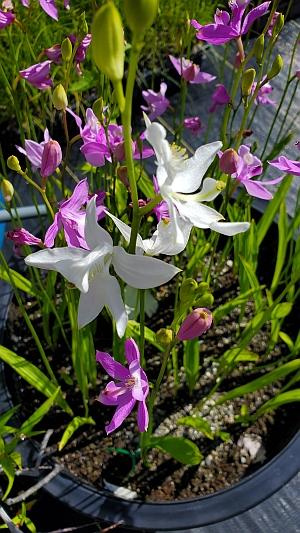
[
  {"x1": 210, "y1": 221, "x2": 250, "y2": 235},
  {"x1": 98, "y1": 381, "x2": 123, "y2": 405},
  {"x1": 105, "y1": 211, "x2": 144, "y2": 250},
  {"x1": 125, "y1": 338, "x2": 140, "y2": 364},
  {"x1": 39, "y1": 0, "x2": 58, "y2": 20},
  {"x1": 105, "y1": 395, "x2": 136, "y2": 434},
  {"x1": 196, "y1": 24, "x2": 239, "y2": 44},
  {"x1": 96, "y1": 351, "x2": 129, "y2": 380},
  {"x1": 112, "y1": 246, "x2": 180, "y2": 289},
  {"x1": 101, "y1": 274, "x2": 128, "y2": 338},
  {"x1": 242, "y1": 180, "x2": 273, "y2": 200},
  {"x1": 242, "y1": 2, "x2": 271, "y2": 35},
  {"x1": 137, "y1": 401, "x2": 149, "y2": 432},
  {"x1": 44, "y1": 212, "x2": 62, "y2": 247},
  {"x1": 85, "y1": 197, "x2": 113, "y2": 250},
  {"x1": 175, "y1": 200, "x2": 224, "y2": 228}
]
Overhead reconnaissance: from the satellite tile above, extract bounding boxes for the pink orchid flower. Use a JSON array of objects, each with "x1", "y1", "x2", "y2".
[
  {"x1": 251, "y1": 79, "x2": 275, "y2": 106},
  {"x1": 209, "y1": 84, "x2": 230, "y2": 113},
  {"x1": 20, "y1": 60, "x2": 53, "y2": 90},
  {"x1": 234, "y1": 145, "x2": 284, "y2": 199},
  {"x1": 97, "y1": 338, "x2": 149, "y2": 435},
  {"x1": 21, "y1": 0, "x2": 70, "y2": 20},
  {"x1": 16, "y1": 129, "x2": 62, "y2": 177},
  {"x1": 191, "y1": 1, "x2": 270, "y2": 45},
  {"x1": 141, "y1": 82, "x2": 170, "y2": 120},
  {"x1": 0, "y1": 9, "x2": 15, "y2": 28},
  {"x1": 44, "y1": 178, "x2": 106, "y2": 249},
  {"x1": 169, "y1": 55, "x2": 216, "y2": 84},
  {"x1": 268, "y1": 156, "x2": 300, "y2": 177},
  {"x1": 184, "y1": 116, "x2": 202, "y2": 135},
  {"x1": 7, "y1": 228, "x2": 43, "y2": 247}
]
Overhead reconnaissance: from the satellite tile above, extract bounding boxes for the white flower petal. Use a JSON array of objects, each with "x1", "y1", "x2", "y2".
[
  {"x1": 112, "y1": 246, "x2": 180, "y2": 288},
  {"x1": 210, "y1": 221, "x2": 250, "y2": 236},
  {"x1": 78, "y1": 275, "x2": 105, "y2": 328},
  {"x1": 85, "y1": 197, "x2": 113, "y2": 250},
  {"x1": 105, "y1": 211, "x2": 144, "y2": 250},
  {"x1": 144, "y1": 117, "x2": 172, "y2": 166},
  {"x1": 171, "y1": 141, "x2": 222, "y2": 194},
  {"x1": 102, "y1": 274, "x2": 128, "y2": 337},
  {"x1": 142, "y1": 210, "x2": 192, "y2": 256},
  {"x1": 174, "y1": 200, "x2": 224, "y2": 228},
  {"x1": 196, "y1": 177, "x2": 224, "y2": 202},
  {"x1": 25, "y1": 247, "x2": 91, "y2": 292}
]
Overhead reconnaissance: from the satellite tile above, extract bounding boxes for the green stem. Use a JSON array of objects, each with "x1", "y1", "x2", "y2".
[{"x1": 139, "y1": 289, "x2": 145, "y2": 367}]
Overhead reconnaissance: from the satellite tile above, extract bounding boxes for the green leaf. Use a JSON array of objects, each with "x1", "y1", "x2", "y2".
[
  {"x1": 219, "y1": 348, "x2": 259, "y2": 370},
  {"x1": 271, "y1": 201, "x2": 288, "y2": 292},
  {"x1": 0, "y1": 346, "x2": 72, "y2": 415},
  {"x1": 0, "y1": 405, "x2": 20, "y2": 429},
  {"x1": 69, "y1": 71, "x2": 97, "y2": 92},
  {"x1": 149, "y1": 436, "x2": 203, "y2": 465},
  {"x1": 126, "y1": 320, "x2": 163, "y2": 351},
  {"x1": 0, "y1": 455, "x2": 15, "y2": 499},
  {"x1": 253, "y1": 389, "x2": 300, "y2": 419},
  {"x1": 239, "y1": 255, "x2": 264, "y2": 311},
  {"x1": 278, "y1": 331, "x2": 294, "y2": 351},
  {"x1": 183, "y1": 339, "x2": 200, "y2": 394},
  {"x1": 271, "y1": 302, "x2": 293, "y2": 320},
  {"x1": 218, "y1": 359, "x2": 300, "y2": 404},
  {"x1": 177, "y1": 416, "x2": 214, "y2": 440},
  {"x1": 213, "y1": 288, "x2": 261, "y2": 325},
  {"x1": 20, "y1": 388, "x2": 61, "y2": 436},
  {"x1": 58, "y1": 416, "x2": 95, "y2": 451},
  {"x1": 136, "y1": 168, "x2": 155, "y2": 198},
  {"x1": 257, "y1": 176, "x2": 292, "y2": 246},
  {"x1": 0, "y1": 266, "x2": 36, "y2": 296}
]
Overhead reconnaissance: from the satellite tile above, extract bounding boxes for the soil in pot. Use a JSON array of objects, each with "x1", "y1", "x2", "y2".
[{"x1": 3, "y1": 245, "x2": 300, "y2": 503}]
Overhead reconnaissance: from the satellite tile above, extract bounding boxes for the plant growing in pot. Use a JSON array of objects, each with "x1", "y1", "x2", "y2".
[{"x1": 0, "y1": 0, "x2": 300, "y2": 530}]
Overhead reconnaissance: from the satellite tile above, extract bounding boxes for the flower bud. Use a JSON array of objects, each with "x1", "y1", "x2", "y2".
[
  {"x1": 7, "y1": 228, "x2": 42, "y2": 246},
  {"x1": 92, "y1": 97, "x2": 104, "y2": 122},
  {"x1": 156, "y1": 328, "x2": 173, "y2": 348},
  {"x1": 197, "y1": 282, "x2": 209, "y2": 296},
  {"x1": 267, "y1": 55, "x2": 283, "y2": 80},
  {"x1": 272, "y1": 13, "x2": 284, "y2": 38},
  {"x1": 7, "y1": 155, "x2": 22, "y2": 173},
  {"x1": 1, "y1": 179, "x2": 14, "y2": 202},
  {"x1": 61, "y1": 37, "x2": 72, "y2": 62},
  {"x1": 41, "y1": 140, "x2": 62, "y2": 179},
  {"x1": 52, "y1": 84, "x2": 68, "y2": 111},
  {"x1": 179, "y1": 278, "x2": 198, "y2": 304},
  {"x1": 194, "y1": 293, "x2": 214, "y2": 308},
  {"x1": 177, "y1": 308, "x2": 213, "y2": 341},
  {"x1": 219, "y1": 148, "x2": 239, "y2": 175},
  {"x1": 124, "y1": 0, "x2": 158, "y2": 37},
  {"x1": 253, "y1": 35, "x2": 264, "y2": 64},
  {"x1": 92, "y1": 2, "x2": 124, "y2": 82},
  {"x1": 242, "y1": 68, "x2": 256, "y2": 97},
  {"x1": 77, "y1": 12, "x2": 89, "y2": 39}
]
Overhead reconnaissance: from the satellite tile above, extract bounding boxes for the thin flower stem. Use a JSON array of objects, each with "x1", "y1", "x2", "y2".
[{"x1": 139, "y1": 289, "x2": 145, "y2": 367}]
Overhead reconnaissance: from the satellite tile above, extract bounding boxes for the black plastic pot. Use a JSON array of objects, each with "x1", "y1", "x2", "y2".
[{"x1": 0, "y1": 281, "x2": 300, "y2": 531}]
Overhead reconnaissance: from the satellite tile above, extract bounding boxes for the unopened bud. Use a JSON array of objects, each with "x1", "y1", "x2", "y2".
[
  {"x1": 179, "y1": 278, "x2": 198, "y2": 304},
  {"x1": 253, "y1": 35, "x2": 264, "y2": 64},
  {"x1": 124, "y1": 0, "x2": 158, "y2": 37},
  {"x1": 272, "y1": 13, "x2": 284, "y2": 38},
  {"x1": 156, "y1": 328, "x2": 173, "y2": 348},
  {"x1": 242, "y1": 68, "x2": 256, "y2": 97},
  {"x1": 52, "y1": 84, "x2": 68, "y2": 111},
  {"x1": 177, "y1": 308, "x2": 213, "y2": 341},
  {"x1": 194, "y1": 293, "x2": 214, "y2": 308},
  {"x1": 77, "y1": 12, "x2": 88, "y2": 39},
  {"x1": 7, "y1": 155, "x2": 22, "y2": 173},
  {"x1": 219, "y1": 148, "x2": 239, "y2": 175},
  {"x1": 93, "y1": 97, "x2": 104, "y2": 122},
  {"x1": 61, "y1": 37, "x2": 72, "y2": 62},
  {"x1": 41, "y1": 140, "x2": 62, "y2": 179},
  {"x1": 1, "y1": 179, "x2": 14, "y2": 202},
  {"x1": 197, "y1": 282, "x2": 209, "y2": 296},
  {"x1": 267, "y1": 55, "x2": 283, "y2": 80},
  {"x1": 92, "y1": 2, "x2": 124, "y2": 82}
]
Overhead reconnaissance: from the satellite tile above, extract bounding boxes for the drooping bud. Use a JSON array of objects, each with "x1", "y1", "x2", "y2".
[
  {"x1": 219, "y1": 148, "x2": 239, "y2": 175},
  {"x1": 124, "y1": 0, "x2": 158, "y2": 37},
  {"x1": 52, "y1": 84, "x2": 68, "y2": 111},
  {"x1": 92, "y1": 2, "x2": 124, "y2": 82},
  {"x1": 7, "y1": 228, "x2": 42, "y2": 246},
  {"x1": 179, "y1": 278, "x2": 198, "y2": 304},
  {"x1": 177, "y1": 308, "x2": 213, "y2": 341},
  {"x1": 253, "y1": 35, "x2": 264, "y2": 64},
  {"x1": 194, "y1": 293, "x2": 214, "y2": 308},
  {"x1": 40, "y1": 140, "x2": 62, "y2": 179},
  {"x1": 156, "y1": 328, "x2": 173, "y2": 348},
  {"x1": 7, "y1": 155, "x2": 22, "y2": 173},
  {"x1": 61, "y1": 37, "x2": 72, "y2": 62},
  {"x1": 267, "y1": 55, "x2": 283, "y2": 80},
  {"x1": 1, "y1": 179, "x2": 14, "y2": 202},
  {"x1": 242, "y1": 68, "x2": 256, "y2": 97}
]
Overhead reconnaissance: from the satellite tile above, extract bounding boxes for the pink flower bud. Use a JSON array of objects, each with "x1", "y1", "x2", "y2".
[
  {"x1": 219, "y1": 148, "x2": 239, "y2": 175},
  {"x1": 177, "y1": 308, "x2": 213, "y2": 341},
  {"x1": 40, "y1": 140, "x2": 62, "y2": 178},
  {"x1": 7, "y1": 228, "x2": 42, "y2": 246}
]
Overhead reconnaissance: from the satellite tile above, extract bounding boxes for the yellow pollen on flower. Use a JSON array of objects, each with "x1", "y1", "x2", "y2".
[
  {"x1": 197, "y1": 310, "x2": 208, "y2": 320},
  {"x1": 162, "y1": 217, "x2": 170, "y2": 225},
  {"x1": 170, "y1": 143, "x2": 188, "y2": 161},
  {"x1": 125, "y1": 377, "x2": 136, "y2": 388},
  {"x1": 216, "y1": 180, "x2": 226, "y2": 191}
]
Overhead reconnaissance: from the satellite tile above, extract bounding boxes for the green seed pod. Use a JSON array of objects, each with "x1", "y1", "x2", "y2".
[
  {"x1": 241, "y1": 68, "x2": 256, "y2": 97},
  {"x1": 253, "y1": 34, "x2": 264, "y2": 64},
  {"x1": 124, "y1": 0, "x2": 158, "y2": 37},
  {"x1": 1, "y1": 179, "x2": 14, "y2": 202},
  {"x1": 156, "y1": 328, "x2": 173, "y2": 348},
  {"x1": 267, "y1": 54, "x2": 283, "y2": 80},
  {"x1": 272, "y1": 13, "x2": 284, "y2": 38},
  {"x1": 92, "y1": 2, "x2": 124, "y2": 82},
  {"x1": 52, "y1": 84, "x2": 68, "y2": 111},
  {"x1": 7, "y1": 155, "x2": 22, "y2": 173},
  {"x1": 194, "y1": 293, "x2": 214, "y2": 308},
  {"x1": 179, "y1": 278, "x2": 198, "y2": 304},
  {"x1": 61, "y1": 37, "x2": 72, "y2": 62}
]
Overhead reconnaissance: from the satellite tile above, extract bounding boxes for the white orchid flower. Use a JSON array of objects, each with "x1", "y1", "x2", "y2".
[
  {"x1": 106, "y1": 210, "x2": 192, "y2": 257},
  {"x1": 144, "y1": 115, "x2": 250, "y2": 236},
  {"x1": 25, "y1": 197, "x2": 180, "y2": 337}
]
